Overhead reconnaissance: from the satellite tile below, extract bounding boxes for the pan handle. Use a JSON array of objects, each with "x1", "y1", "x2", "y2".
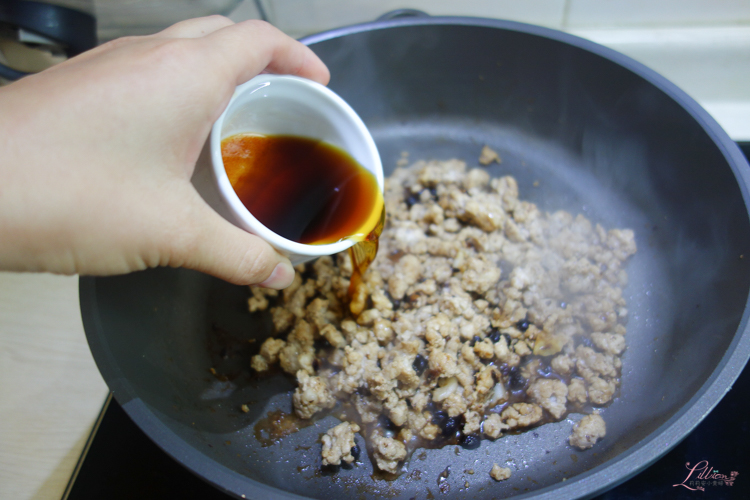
[
  {"x1": 0, "y1": 0, "x2": 96, "y2": 81},
  {"x1": 376, "y1": 9, "x2": 429, "y2": 21}
]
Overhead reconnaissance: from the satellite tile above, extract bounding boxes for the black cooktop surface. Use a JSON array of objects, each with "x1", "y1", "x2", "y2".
[
  {"x1": 62, "y1": 360, "x2": 750, "y2": 500},
  {"x1": 63, "y1": 144, "x2": 750, "y2": 500}
]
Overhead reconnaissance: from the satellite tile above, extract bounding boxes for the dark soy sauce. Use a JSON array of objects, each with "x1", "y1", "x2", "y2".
[
  {"x1": 221, "y1": 133, "x2": 382, "y2": 245},
  {"x1": 222, "y1": 133, "x2": 385, "y2": 311}
]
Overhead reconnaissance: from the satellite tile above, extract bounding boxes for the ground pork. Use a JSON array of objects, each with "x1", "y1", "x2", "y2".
[
  {"x1": 292, "y1": 371, "x2": 336, "y2": 419},
  {"x1": 527, "y1": 378, "x2": 569, "y2": 420},
  {"x1": 245, "y1": 157, "x2": 635, "y2": 475},
  {"x1": 483, "y1": 413, "x2": 509, "y2": 439},
  {"x1": 490, "y1": 464, "x2": 512, "y2": 481},
  {"x1": 371, "y1": 432, "x2": 407, "y2": 474},
  {"x1": 321, "y1": 422, "x2": 360, "y2": 466},
  {"x1": 569, "y1": 412, "x2": 607, "y2": 450},
  {"x1": 501, "y1": 403, "x2": 543, "y2": 429}
]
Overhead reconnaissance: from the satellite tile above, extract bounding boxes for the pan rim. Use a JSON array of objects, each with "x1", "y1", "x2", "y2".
[
  {"x1": 303, "y1": 17, "x2": 750, "y2": 498},
  {"x1": 81, "y1": 16, "x2": 750, "y2": 500}
]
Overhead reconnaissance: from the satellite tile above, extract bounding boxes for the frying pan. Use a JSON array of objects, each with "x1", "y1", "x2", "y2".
[{"x1": 81, "y1": 15, "x2": 750, "y2": 499}]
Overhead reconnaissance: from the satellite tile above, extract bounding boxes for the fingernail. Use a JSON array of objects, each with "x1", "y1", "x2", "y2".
[{"x1": 259, "y1": 261, "x2": 295, "y2": 289}]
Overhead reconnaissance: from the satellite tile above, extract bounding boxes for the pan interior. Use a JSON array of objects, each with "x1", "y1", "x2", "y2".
[
  {"x1": 87, "y1": 119, "x2": 747, "y2": 499},
  {"x1": 82, "y1": 21, "x2": 750, "y2": 500}
]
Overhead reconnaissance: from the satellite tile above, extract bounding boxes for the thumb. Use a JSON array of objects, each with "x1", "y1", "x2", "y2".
[{"x1": 178, "y1": 197, "x2": 296, "y2": 288}]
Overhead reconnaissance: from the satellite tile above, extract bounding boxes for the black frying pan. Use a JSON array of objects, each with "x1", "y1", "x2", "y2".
[{"x1": 81, "y1": 16, "x2": 750, "y2": 499}]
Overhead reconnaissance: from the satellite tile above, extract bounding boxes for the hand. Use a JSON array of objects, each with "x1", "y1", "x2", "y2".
[{"x1": 0, "y1": 16, "x2": 329, "y2": 288}]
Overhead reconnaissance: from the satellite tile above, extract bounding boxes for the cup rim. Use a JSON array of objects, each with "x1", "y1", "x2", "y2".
[{"x1": 210, "y1": 74, "x2": 383, "y2": 258}]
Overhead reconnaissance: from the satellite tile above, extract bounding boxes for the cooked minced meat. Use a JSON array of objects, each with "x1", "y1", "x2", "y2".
[
  {"x1": 321, "y1": 422, "x2": 360, "y2": 466},
  {"x1": 371, "y1": 431, "x2": 407, "y2": 474},
  {"x1": 527, "y1": 379, "x2": 568, "y2": 420},
  {"x1": 291, "y1": 370, "x2": 335, "y2": 419},
  {"x1": 490, "y1": 463, "x2": 512, "y2": 481},
  {"x1": 479, "y1": 145, "x2": 502, "y2": 166},
  {"x1": 569, "y1": 412, "x2": 607, "y2": 450},
  {"x1": 247, "y1": 157, "x2": 635, "y2": 472},
  {"x1": 482, "y1": 413, "x2": 508, "y2": 439},
  {"x1": 500, "y1": 402, "x2": 544, "y2": 429}
]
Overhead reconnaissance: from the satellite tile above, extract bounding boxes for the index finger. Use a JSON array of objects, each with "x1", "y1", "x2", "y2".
[{"x1": 201, "y1": 20, "x2": 330, "y2": 86}]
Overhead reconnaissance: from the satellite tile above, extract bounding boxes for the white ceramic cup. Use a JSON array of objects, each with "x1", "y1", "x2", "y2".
[{"x1": 210, "y1": 74, "x2": 383, "y2": 266}]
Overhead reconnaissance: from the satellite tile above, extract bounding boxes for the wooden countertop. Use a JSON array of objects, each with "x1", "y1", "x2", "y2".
[{"x1": 0, "y1": 272, "x2": 109, "y2": 500}]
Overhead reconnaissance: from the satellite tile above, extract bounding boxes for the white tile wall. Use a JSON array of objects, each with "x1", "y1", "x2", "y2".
[
  {"x1": 257, "y1": 0, "x2": 750, "y2": 38},
  {"x1": 231, "y1": 0, "x2": 750, "y2": 140},
  {"x1": 93, "y1": 0, "x2": 243, "y2": 40},
  {"x1": 48, "y1": 0, "x2": 750, "y2": 139},
  {"x1": 259, "y1": 0, "x2": 566, "y2": 38},
  {"x1": 564, "y1": 0, "x2": 750, "y2": 29},
  {"x1": 573, "y1": 26, "x2": 750, "y2": 139}
]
